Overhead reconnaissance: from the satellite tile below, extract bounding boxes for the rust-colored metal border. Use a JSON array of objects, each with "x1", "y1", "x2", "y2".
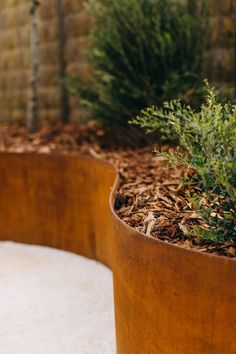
[
  {"x1": 0, "y1": 152, "x2": 235, "y2": 354},
  {"x1": 0, "y1": 153, "x2": 116, "y2": 267},
  {"x1": 110, "y1": 205, "x2": 236, "y2": 354}
]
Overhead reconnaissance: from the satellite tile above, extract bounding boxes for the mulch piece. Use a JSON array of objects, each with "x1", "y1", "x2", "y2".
[{"x1": 0, "y1": 121, "x2": 235, "y2": 258}]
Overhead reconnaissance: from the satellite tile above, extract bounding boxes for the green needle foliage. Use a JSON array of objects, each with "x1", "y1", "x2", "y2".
[
  {"x1": 67, "y1": 0, "x2": 207, "y2": 140},
  {"x1": 132, "y1": 82, "x2": 236, "y2": 243}
]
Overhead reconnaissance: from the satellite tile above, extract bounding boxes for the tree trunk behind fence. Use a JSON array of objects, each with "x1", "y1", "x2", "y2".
[
  {"x1": 28, "y1": 0, "x2": 40, "y2": 133},
  {"x1": 56, "y1": 0, "x2": 70, "y2": 123}
]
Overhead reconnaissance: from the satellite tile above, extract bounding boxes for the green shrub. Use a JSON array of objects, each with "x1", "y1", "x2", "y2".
[
  {"x1": 132, "y1": 82, "x2": 236, "y2": 243},
  {"x1": 67, "y1": 0, "x2": 208, "y2": 138}
]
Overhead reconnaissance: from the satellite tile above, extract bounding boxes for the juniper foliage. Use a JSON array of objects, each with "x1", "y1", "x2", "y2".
[
  {"x1": 133, "y1": 82, "x2": 236, "y2": 243},
  {"x1": 67, "y1": 0, "x2": 207, "y2": 136}
]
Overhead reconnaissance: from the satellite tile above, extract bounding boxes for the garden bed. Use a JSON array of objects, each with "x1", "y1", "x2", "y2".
[
  {"x1": 0, "y1": 144, "x2": 235, "y2": 354},
  {"x1": 1, "y1": 121, "x2": 235, "y2": 258}
]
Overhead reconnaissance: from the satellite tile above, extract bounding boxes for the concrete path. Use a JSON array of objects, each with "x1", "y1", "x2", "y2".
[{"x1": 0, "y1": 242, "x2": 115, "y2": 354}]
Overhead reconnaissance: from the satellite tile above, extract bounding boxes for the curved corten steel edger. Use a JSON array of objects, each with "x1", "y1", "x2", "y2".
[
  {"x1": 0, "y1": 153, "x2": 116, "y2": 266},
  {"x1": 111, "y1": 207, "x2": 236, "y2": 354},
  {"x1": 0, "y1": 152, "x2": 235, "y2": 354}
]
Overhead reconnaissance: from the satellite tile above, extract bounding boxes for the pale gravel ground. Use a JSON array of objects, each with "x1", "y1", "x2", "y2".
[{"x1": 0, "y1": 242, "x2": 116, "y2": 354}]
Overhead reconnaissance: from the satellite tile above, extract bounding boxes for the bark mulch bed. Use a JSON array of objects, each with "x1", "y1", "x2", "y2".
[{"x1": 0, "y1": 121, "x2": 235, "y2": 258}]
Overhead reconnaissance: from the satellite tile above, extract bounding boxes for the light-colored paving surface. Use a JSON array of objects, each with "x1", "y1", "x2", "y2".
[{"x1": 0, "y1": 242, "x2": 115, "y2": 354}]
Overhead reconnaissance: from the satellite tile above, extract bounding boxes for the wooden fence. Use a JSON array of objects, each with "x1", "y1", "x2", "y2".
[{"x1": 0, "y1": 0, "x2": 235, "y2": 122}]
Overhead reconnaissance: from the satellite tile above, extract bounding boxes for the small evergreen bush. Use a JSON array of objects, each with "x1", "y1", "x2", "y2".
[
  {"x1": 68, "y1": 0, "x2": 207, "y2": 139},
  {"x1": 133, "y1": 82, "x2": 236, "y2": 243}
]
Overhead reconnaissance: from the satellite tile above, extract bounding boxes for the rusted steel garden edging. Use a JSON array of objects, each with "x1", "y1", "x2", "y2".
[
  {"x1": 0, "y1": 153, "x2": 116, "y2": 267},
  {"x1": 110, "y1": 205, "x2": 236, "y2": 354},
  {"x1": 0, "y1": 152, "x2": 235, "y2": 354}
]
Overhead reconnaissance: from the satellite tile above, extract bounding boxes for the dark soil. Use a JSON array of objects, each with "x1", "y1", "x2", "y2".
[{"x1": 0, "y1": 121, "x2": 235, "y2": 258}]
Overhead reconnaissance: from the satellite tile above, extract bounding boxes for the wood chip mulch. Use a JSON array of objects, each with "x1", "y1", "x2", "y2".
[
  {"x1": 104, "y1": 148, "x2": 235, "y2": 258},
  {"x1": 0, "y1": 121, "x2": 235, "y2": 258}
]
